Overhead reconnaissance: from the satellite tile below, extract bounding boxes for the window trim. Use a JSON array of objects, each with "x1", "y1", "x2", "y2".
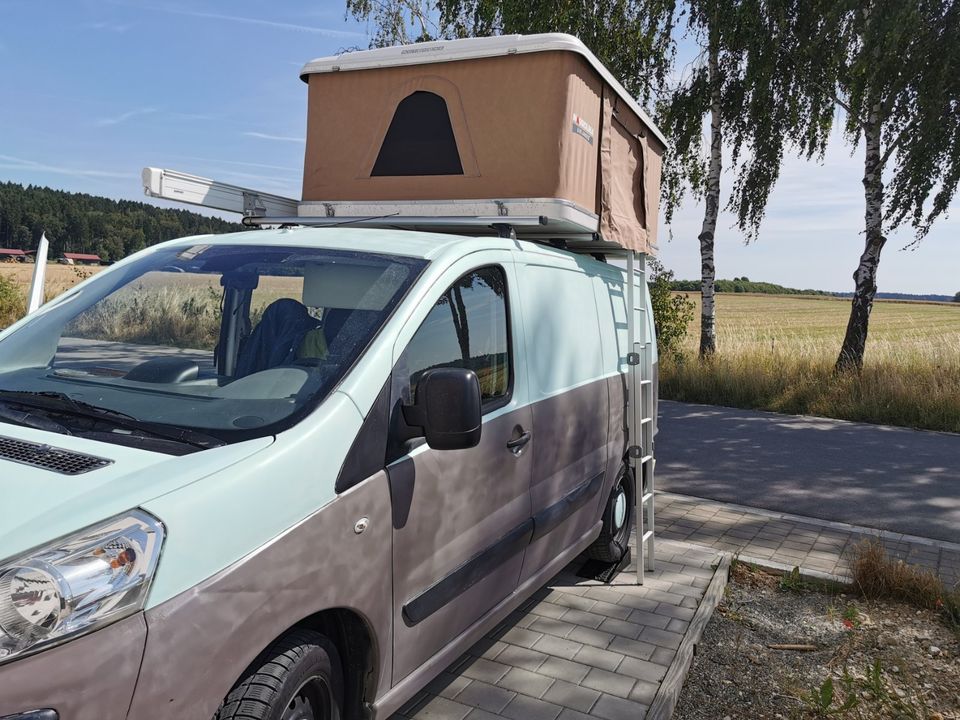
[{"x1": 399, "y1": 263, "x2": 514, "y2": 418}]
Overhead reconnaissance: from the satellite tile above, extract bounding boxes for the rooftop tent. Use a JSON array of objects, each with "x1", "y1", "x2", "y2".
[{"x1": 298, "y1": 34, "x2": 667, "y2": 254}]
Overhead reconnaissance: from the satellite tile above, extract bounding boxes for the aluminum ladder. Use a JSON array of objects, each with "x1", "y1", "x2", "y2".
[{"x1": 625, "y1": 251, "x2": 656, "y2": 583}]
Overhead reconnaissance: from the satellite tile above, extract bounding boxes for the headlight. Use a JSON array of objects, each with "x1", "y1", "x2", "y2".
[{"x1": 0, "y1": 509, "x2": 163, "y2": 665}]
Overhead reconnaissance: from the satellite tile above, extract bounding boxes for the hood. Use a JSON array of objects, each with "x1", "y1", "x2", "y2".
[{"x1": 0, "y1": 422, "x2": 273, "y2": 563}]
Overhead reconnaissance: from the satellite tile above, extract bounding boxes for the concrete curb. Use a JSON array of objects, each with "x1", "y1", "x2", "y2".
[
  {"x1": 646, "y1": 551, "x2": 732, "y2": 720},
  {"x1": 657, "y1": 492, "x2": 960, "y2": 552}
]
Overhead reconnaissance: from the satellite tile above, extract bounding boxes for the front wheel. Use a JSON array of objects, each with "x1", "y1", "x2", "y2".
[
  {"x1": 215, "y1": 629, "x2": 344, "y2": 720},
  {"x1": 586, "y1": 465, "x2": 635, "y2": 563}
]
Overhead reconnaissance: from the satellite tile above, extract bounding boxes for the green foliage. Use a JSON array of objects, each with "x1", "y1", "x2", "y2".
[
  {"x1": 779, "y1": 566, "x2": 807, "y2": 592},
  {"x1": 0, "y1": 275, "x2": 24, "y2": 329},
  {"x1": 0, "y1": 182, "x2": 241, "y2": 261},
  {"x1": 648, "y1": 259, "x2": 695, "y2": 361},
  {"x1": 954, "y1": 291, "x2": 960, "y2": 303},
  {"x1": 669, "y1": 277, "x2": 831, "y2": 295},
  {"x1": 801, "y1": 676, "x2": 860, "y2": 716},
  {"x1": 346, "y1": 0, "x2": 679, "y2": 105},
  {"x1": 783, "y1": 0, "x2": 960, "y2": 243}
]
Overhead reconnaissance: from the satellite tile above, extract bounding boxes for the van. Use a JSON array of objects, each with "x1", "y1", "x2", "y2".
[{"x1": 0, "y1": 227, "x2": 657, "y2": 719}]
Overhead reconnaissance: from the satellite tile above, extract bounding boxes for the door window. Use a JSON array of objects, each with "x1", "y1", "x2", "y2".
[{"x1": 401, "y1": 266, "x2": 510, "y2": 411}]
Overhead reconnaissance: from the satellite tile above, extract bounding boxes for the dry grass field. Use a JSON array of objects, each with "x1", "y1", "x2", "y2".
[{"x1": 662, "y1": 293, "x2": 960, "y2": 433}]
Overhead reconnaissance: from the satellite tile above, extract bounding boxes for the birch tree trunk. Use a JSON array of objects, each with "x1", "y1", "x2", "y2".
[
  {"x1": 698, "y1": 36, "x2": 721, "y2": 357},
  {"x1": 836, "y1": 104, "x2": 885, "y2": 372}
]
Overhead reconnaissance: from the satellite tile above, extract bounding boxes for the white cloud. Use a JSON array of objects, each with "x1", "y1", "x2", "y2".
[
  {"x1": 83, "y1": 21, "x2": 133, "y2": 33},
  {"x1": 144, "y1": 6, "x2": 366, "y2": 39},
  {"x1": 243, "y1": 132, "x2": 305, "y2": 143},
  {"x1": 0, "y1": 154, "x2": 133, "y2": 180},
  {"x1": 95, "y1": 107, "x2": 157, "y2": 127}
]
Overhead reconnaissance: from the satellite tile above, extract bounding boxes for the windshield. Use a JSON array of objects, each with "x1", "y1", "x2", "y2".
[{"x1": 0, "y1": 243, "x2": 425, "y2": 448}]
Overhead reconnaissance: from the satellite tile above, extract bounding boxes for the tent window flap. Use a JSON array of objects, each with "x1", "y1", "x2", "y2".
[{"x1": 371, "y1": 91, "x2": 464, "y2": 177}]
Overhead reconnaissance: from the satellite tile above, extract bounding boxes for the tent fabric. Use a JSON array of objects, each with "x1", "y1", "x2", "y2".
[{"x1": 301, "y1": 48, "x2": 664, "y2": 254}]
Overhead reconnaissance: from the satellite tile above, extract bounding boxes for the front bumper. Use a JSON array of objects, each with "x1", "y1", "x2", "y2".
[{"x1": 0, "y1": 615, "x2": 146, "y2": 720}]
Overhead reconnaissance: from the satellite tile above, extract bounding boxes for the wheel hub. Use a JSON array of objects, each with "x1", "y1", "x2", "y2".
[{"x1": 613, "y1": 487, "x2": 627, "y2": 530}]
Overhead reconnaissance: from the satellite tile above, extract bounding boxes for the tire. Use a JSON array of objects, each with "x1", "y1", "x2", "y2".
[
  {"x1": 586, "y1": 464, "x2": 635, "y2": 563},
  {"x1": 215, "y1": 629, "x2": 344, "y2": 720}
]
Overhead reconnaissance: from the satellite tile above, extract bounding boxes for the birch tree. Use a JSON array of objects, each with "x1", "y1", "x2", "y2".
[
  {"x1": 782, "y1": 0, "x2": 960, "y2": 371},
  {"x1": 659, "y1": 0, "x2": 817, "y2": 358}
]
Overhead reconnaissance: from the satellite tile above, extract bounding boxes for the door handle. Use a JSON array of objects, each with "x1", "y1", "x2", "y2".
[{"x1": 506, "y1": 430, "x2": 532, "y2": 453}]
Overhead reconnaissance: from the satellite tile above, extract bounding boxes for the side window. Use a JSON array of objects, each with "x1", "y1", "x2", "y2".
[{"x1": 402, "y1": 266, "x2": 510, "y2": 410}]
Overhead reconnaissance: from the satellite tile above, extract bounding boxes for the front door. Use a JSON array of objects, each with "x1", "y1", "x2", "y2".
[{"x1": 388, "y1": 260, "x2": 533, "y2": 683}]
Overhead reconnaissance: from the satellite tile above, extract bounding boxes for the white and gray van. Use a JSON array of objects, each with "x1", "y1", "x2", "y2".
[{"x1": 0, "y1": 227, "x2": 657, "y2": 719}]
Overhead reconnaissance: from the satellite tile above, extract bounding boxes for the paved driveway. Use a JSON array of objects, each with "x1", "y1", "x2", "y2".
[{"x1": 655, "y1": 401, "x2": 960, "y2": 543}]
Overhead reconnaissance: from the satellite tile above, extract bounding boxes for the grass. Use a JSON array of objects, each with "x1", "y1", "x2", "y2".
[
  {"x1": 850, "y1": 540, "x2": 960, "y2": 632},
  {"x1": 661, "y1": 293, "x2": 960, "y2": 433}
]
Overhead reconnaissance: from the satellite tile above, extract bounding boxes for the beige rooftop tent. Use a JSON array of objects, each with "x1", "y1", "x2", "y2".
[{"x1": 298, "y1": 34, "x2": 666, "y2": 255}]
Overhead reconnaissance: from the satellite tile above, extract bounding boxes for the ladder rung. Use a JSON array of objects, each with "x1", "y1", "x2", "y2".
[
  {"x1": 640, "y1": 492, "x2": 654, "y2": 504},
  {"x1": 640, "y1": 380, "x2": 652, "y2": 386},
  {"x1": 640, "y1": 530, "x2": 654, "y2": 542},
  {"x1": 639, "y1": 455, "x2": 653, "y2": 464},
  {"x1": 640, "y1": 418, "x2": 652, "y2": 425}
]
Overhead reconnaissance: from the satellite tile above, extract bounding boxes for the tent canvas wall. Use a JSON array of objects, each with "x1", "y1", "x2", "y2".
[{"x1": 299, "y1": 34, "x2": 666, "y2": 255}]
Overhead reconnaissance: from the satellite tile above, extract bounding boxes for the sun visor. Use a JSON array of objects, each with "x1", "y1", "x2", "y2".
[{"x1": 302, "y1": 264, "x2": 391, "y2": 310}]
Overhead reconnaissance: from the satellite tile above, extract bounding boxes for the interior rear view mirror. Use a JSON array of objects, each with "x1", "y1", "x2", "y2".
[{"x1": 402, "y1": 368, "x2": 482, "y2": 451}]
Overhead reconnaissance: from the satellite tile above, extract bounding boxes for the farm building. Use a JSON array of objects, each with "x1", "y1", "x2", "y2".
[
  {"x1": 60, "y1": 252, "x2": 102, "y2": 265},
  {"x1": 0, "y1": 249, "x2": 26, "y2": 263}
]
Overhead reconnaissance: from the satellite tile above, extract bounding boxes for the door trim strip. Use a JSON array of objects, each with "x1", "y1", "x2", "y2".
[{"x1": 531, "y1": 471, "x2": 605, "y2": 542}]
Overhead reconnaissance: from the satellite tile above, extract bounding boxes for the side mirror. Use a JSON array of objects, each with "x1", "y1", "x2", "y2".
[{"x1": 402, "y1": 368, "x2": 482, "y2": 451}]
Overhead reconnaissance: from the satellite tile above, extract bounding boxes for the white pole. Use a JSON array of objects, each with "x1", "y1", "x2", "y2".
[{"x1": 26, "y1": 232, "x2": 49, "y2": 314}]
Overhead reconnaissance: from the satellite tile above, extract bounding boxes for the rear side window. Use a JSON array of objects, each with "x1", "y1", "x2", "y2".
[{"x1": 401, "y1": 266, "x2": 510, "y2": 411}]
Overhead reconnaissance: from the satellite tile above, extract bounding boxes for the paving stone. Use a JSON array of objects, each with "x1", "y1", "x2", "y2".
[
  {"x1": 606, "y1": 635, "x2": 657, "y2": 661},
  {"x1": 580, "y1": 668, "x2": 636, "y2": 699},
  {"x1": 465, "y1": 709, "x2": 507, "y2": 720},
  {"x1": 529, "y1": 616, "x2": 578, "y2": 639},
  {"x1": 469, "y1": 638, "x2": 508, "y2": 660},
  {"x1": 557, "y1": 709, "x2": 594, "y2": 720},
  {"x1": 548, "y1": 593, "x2": 597, "y2": 613},
  {"x1": 537, "y1": 655, "x2": 592, "y2": 685},
  {"x1": 533, "y1": 633, "x2": 585, "y2": 660},
  {"x1": 455, "y1": 679, "x2": 516, "y2": 713},
  {"x1": 625, "y1": 609, "x2": 672, "y2": 629},
  {"x1": 497, "y1": 667, "x2": 555, "y2": 698},
  {"x1": 542, "y1": 679, "x2": 601, "y2": 714},
  {"x1": 614, "y1": 594, "x2": 659, "y2": 613},
  {"x1": 557, "y1": 609, "x2": 606, "y2": 629},
  {"x1": 590, "y1": 692, "x2": 650, "y2": 720},
  {"x1": 597, "y1": 617, "x2": 644, "y2": 640},
  {"x1": 667, "y1": 618, "x2": 690, "y2": 634},
  {"x1": 639, "y1": 626, "x2": 684, "y2": 650},
  {"x1": 566, "y1": 625, "x2": 615, "y2": 649},
  {"x1": 588, "y1": 599, "x2": 634, "y2": 621},
  {"x1": 649, "y1": 646, "x2": 675, "y2": 666},
  {"x1": 426, "y1": 672, "x2": 472, "y2": 699},
  {"x1": 408, "y1": 695, "x2": 473, "y2": 720},
  {"x1": 498, "y1": 626, "x2": 544, "y2": 649},
  {"x1": 529, "y1": 601, "x2": 569, "y2": 619},
  {"x1": 460, "y1": 657, "x2": 512, "y2": 684},
  {"x1": 573, "y1": 644, "x2": 624, "y2": 672},
  {"x1": 496, "y1": 644, "x2": 549, "y2": 672},
  {"x1": 628, "y1": 678, "x2": 661, "y2": 705},
  {"x1": 616, "y1": 656, "x2": 667, "y2": 683},
  {"x1": 500, "y1": 693, "x2": 563, "y2": 720},
  {"x1": 653, "y1": 603, "x2": 695, "y2": 621}
]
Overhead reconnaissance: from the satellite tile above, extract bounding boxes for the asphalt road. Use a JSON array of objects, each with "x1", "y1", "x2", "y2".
[{"x1": 655, "y1": 400, "x2": 960, "y2": 543}]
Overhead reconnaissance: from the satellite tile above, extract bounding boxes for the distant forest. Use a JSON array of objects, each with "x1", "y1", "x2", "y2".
[
  {"x1": 0, "y1": 182, "x2": 242, "y2": 261},
  {"x1": 670, "y1": 277, "x2": 833, "y2": 296}
]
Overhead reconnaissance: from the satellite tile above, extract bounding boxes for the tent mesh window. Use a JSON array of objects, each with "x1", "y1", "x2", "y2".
[{"x1": 372, "y1": 91, "x2": 464, "y2": 176}]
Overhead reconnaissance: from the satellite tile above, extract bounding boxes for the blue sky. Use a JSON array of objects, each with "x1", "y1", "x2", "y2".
[{"x1": 1, "y1": 0, "x2": 957, "y2": 295}]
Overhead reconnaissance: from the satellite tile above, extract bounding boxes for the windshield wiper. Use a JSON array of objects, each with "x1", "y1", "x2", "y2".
[
  {"x1": 0, "y1": 390, "x2": 225, "y2": 451},
  {"x1": 0, "y1": 402, "x2": 74, "y2": 436}
]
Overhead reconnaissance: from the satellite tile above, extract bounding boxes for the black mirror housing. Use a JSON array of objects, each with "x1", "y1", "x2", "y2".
[{"x1": 402, "y1": 368, "x2": 482, "y2": 450}]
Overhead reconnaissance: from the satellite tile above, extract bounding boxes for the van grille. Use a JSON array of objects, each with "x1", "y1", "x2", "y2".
[{"x1": 0, "y1": 435, "x2": 113, "y2": 475}]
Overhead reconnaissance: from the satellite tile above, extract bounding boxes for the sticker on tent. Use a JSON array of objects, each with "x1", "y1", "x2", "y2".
[{"x1": 572, "y1": 114, "x2": 594, "y2": 144}]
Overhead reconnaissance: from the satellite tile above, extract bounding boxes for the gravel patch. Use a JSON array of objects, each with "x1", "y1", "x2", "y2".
[{"x1": 674, "y1": 563, "x2": 960, "y2": 719}]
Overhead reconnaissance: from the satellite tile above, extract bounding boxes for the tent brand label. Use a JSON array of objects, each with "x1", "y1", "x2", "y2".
[{"x1": 571, "y1": 114, "x2": 594, "y2": 144}]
